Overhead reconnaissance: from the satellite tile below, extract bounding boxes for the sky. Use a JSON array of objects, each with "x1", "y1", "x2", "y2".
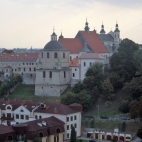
[{"x1": 0, "y1": 0, "x2": 142, "y2": 49}]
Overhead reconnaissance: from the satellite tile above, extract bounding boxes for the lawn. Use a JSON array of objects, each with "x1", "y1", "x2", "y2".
[{"x1": 5, "y1": 84, "x2": 60, "y2": 103}]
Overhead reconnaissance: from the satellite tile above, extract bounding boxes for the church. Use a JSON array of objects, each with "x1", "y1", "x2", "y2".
[{"x1": 0, "y1": 20, "x2": 121, "y2": 96}]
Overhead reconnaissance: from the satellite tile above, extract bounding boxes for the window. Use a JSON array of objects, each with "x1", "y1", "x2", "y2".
[
  {"x1": 47, "y1": 52, "x2": 49, "y2": 58},
  {"x1": 67, "y1": 125, "x2": 69, "y2": 130},
  {"x1": 7, "y1": 106, "x2": 11, "y2": 110},
  {"x1": 74, "y1": 115, "x2": 76, "y2": 120},
  {"x1": 67, "y1": 133, "x2": 69, "y2": 138},
  {"x1": 24, "y1": 68, "x2": 25, "y2": 72},
  {"x1": 21, "y1": 115, "x2": 24, "y2": 119},
  {"x1": 26, "y1": 115, "x2": 29, "y2": 120},
  {"x1": 76, "y1": 56, "x2": 78, "y2": 58},
  {"x1": 54, "y1": 52, "x2": 58, "y2": 58},
  {"x1": 29, "y1": 68, "x2": 31, "y2": 71},
  {"x1": 56, "y1": 128, "x2": 60, "y2": 133},
  {"x1": 70, "y1": 124, "x2": 73, "y2": 128},
  {"x1": 35, "y1": 115, "x2": 38, "y2": 119},
  {"x1": 90, "y1": 62, "x2": 92, "y2": 66},
  {"x1": 54, "y1": 136, "x2": 59, "y2": 142},
  {"x1": 7, "y1": 113, "x2": 11, "y2": 117},
  {"x1": 74, "y1": 123, "x2": 77, "y2": 128},
  {"x1": 49, "y1": 71, "x2": 52, "y2": 78},
  {"x1": 70, "y1": 56, "x2": 72, "y2": 61},
  {"x1": 41, "y1": 52, "x2": 43, "y2": 58},
  {"x1": 75, "y1": 68, "x2": 77, "y2": 71},
  {"x1": 71, "y1": 116, "x2": 73, "y2": 121},
  {"x1": 67, "y1": 117, "x2": 69, "y2": 122},
  {"x1": 16, "y1": 114, "x2": 19, "y2": 119},
  {"x1": 73, "y1": 73, "x2": 75, "y2": 77},
  {"x1": 20, "y1": 109, "x2": 24, "y2": 112},
  {"x1": 84, "y1": 62, "x2": 86, "y2": 66},
  {"x1": 43, "y1": 71, "x2": 46, "y2": 78},
  {"x1": 64, "y1": 71, "x2": 66, "y2": 78},
  {"x1": 34, "y1": 68, "x2": 36, "y2": 71},
  {"x1": 63, "y1": 53, "x2": 65, "y2": 58},
  {"x1": 39, "y1": 115, "x2": 42, "y2": 119}
]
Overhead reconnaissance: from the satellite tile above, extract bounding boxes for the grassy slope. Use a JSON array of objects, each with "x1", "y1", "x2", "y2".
[{"x1": 6, "y1": 84, "x2": 60, "y2": 103}]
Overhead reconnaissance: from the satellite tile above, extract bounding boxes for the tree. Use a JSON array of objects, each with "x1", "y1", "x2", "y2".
[
  {"x1": 72, "y1": 82, "x2": 85, "y2": 93},
  {"x1": 119, "y1": 102, "x2": 130, "y2": 113},
  {"x1": 70, "y1": 126, "x2": 76, "y2": 142},
  {"x1": 108, "y1": 72, "x2": 124, "y2": 90},
  {"x1": 123, "y1": 77, "x2": 142, "y2": 99},
  {"x1": 110, "y1": 38, "x2": 139, "y2": 79},
  {"x1": 129, "y1": 100, "x2": 139, "y2": 119},
  {"x1": 137, "y1": 127, "x2": 142, "y2": 139},
  {"x1": 133, "y1": 49, "x2": 142, "y2": 74},
  {"x1": 138, "y1": 100, "x2": 142, "y2": 118}
]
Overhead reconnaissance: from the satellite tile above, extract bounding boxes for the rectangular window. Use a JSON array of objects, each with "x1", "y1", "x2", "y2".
[
  {"x1": 26, "y1": 115, "x2": 29, "y2": 120},
  {"x1": 16, "y1": 114, "x2": 19, "y2": 119},
  {"x1": 24, "y1": 68, "x2": 25, "y2": 72},
  {"x1": 21, "y1": 115, "x2": 24, "y2": 119},
  {"x1": 74, "y1": 123, "x2": 77, "y2": 128},
  {"x1": 74, "y1": 115, "x2": 76, "y2": 120},
  {"x1": 73, "y1": 73, "x2": 75, "y2": 77},
  {"x1": 34, "y1": 68, "x2": 36, "y2": 71},
  {"x1": 70, "y1": 56, "x2": 72, "y2": 61},
  {"x1": 64, "y1": 71, "x2": 66, "y2": 78},
  {"x1": 29, "y1": 68, "x2": 31, "y2": 71},
  {"x1": 67, "y1": 133, "x2": 69, "y2": 138},
  {"x1": 67, "y1": 117, "x2": 69, "y2": 122},
  {"x1": 7, "y1": 113, "x2": 11, "y2": 117},
  {"x1": 71, "y1": 116, "x2": 73, "y2": 121},
  {"x1": 67, "y1": 125, "x2": 69, "y2": 130},
  {"x1": 84, "y1": 62, "x2": 86, "y2": 66},
  {"x1": 90, "y1": 62, "x2": 92, "y2": 66}
]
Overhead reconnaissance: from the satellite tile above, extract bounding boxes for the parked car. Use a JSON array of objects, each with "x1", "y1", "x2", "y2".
[
  {"x1": 121, "y1": 117, "x2": 130, "y2": 120},
  {"x1": 89, "y1": 139, "x2": 98, "y2": 142},
  {"x1": 100, "y1": 115, "x2": 109, "y2": 119}
]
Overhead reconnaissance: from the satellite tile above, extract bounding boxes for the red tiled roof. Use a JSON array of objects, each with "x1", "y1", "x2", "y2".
[
  {"x1": 59, "y1": 38, "x2": 83, "y2": 54},
  {"x1": 0, "y1": 124, "x2": 14, "y2": 134},
  {"x1": 70, "y1": 58, "x2": 80, "y2": 67},
  {"x1": 79, "y1": 53, "x2": 104, "y2": 59},
  {"x1": 35, "y1": 102, "x2": 81, "y2": 114},
  {"x1": 0, "y1": 53, "x2": 38, "y2": 62},
  {"x1": 78, "y1": 31, "x2": 109, "y2": 53}
]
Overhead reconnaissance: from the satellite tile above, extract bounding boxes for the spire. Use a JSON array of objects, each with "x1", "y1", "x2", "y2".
[
  {"x1": 114, "y1": 21, "x2": 120, "y2": 32},
  {"x1": 84, "y1": 18, "x2": 90, "y2": 33},
  {"x1": 59, "y1": 30, "x2": 64, "y2": 39},
  {"x1": 51, "y1": 26, "x2": 57, "y2": 41},
  {"x1": 100, "y1": 22, "x2": 106, "y2": 34}
]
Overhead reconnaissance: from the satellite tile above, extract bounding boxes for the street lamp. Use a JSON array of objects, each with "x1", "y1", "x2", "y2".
[{"x1": 97, "y1": 105, "x2": 100, "y2": 119}]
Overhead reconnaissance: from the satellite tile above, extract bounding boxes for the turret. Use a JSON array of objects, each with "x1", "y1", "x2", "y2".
[
  {"x1": 114, "y1": 22, "x2": 120, "y2": 43},
  {"x1": 84, "y1": 19, "x2": 90, "y2": 33},
  {"x1": 100, "y1": 22, "x2": 106, "y2": 34},
  {"x1": 51, "y1": 28, "x2": 57, "y2": 41}
]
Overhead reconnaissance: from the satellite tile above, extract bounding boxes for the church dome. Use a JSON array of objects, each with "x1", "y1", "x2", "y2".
[{"x1": 43, "y1": 41, "x2": 68, "y2": 51}]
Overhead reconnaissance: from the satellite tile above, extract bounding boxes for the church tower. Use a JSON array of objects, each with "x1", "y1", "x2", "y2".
[
  {"x1": 35, "y1": 30, "x2": 71, "y2": 96},
  {"x1": 100, "y1": 23, "x2": 106, "y2": 34},
  {"x1": 114, "y1": 22, "x2": 120, "y2": 44},
  {"x1": 84, "y1": 19, "x2": 90, "y2": 33}
]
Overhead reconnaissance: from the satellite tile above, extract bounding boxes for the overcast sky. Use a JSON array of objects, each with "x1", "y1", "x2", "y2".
[{"x1": 0, "y1": 0, "x2": 142, "y2": 49}]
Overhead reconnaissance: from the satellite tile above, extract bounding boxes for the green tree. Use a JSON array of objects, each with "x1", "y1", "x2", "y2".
[
  {"x1": 121, "y1": 122, "x2": 126, "y2": 132},
  {"x1": 70, "y1": 126, "x2": 76, "y2": 142},
  {"x1": 72, "y1": 82, "x2": 85, "y2": 93},
  {"x1": 138, "y1": 100, "x2": 142, "y2": 118},
  {"x1": 108, "y1": 72, "x2": 124, "y2": 90},
  {"x1": 133, "y1": 49, "x2": 142, "y2": 74},
  {"x1": 137, "y1": 127, "x2": 142, "y2": 139},
  {"x1": 123, "y1": 77, "x2": 142, "y2": 99},
  {"x1": 129, "y1": 100, "x2": 139, "y2": 119},
  {"x1": 110, "y1": 38, "x2": 139, "y2": 79}
]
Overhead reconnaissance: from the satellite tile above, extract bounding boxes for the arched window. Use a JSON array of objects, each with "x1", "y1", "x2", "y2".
[
  {"x1": 56, "y1": 128, "x2": 60, "y2": 133},
  {"x1": 7, "y1": 135, "x2": 13, "y2": 141},
  {"x1": 43, "y1": 71, "x2": 46, "y2": 78},
  {"x1": 41, "y1": 52, "x2": 43, "y2": 58},
  {"x1": 35, "y1": 115, "x2": 38, "y2": 119},
  {"x1": 64, "y1": 71, "x2": 66, "y2": 78},
  {"x1": 39, "y1": 132, "x2": 43, "y2": 137},
  {"x1": 47, "y1": 52, "x2": 49, "y2": 58},
  {"x1": 39, "y1": 115, "x2": 42, "y2": 119},
  {"x1": 20, "y1": 109, "x2": 24, "y2": 112},
  {"x1": 63, "y1": 53, "x2": 65, "y2": 58},
  {"x1": 54, "y1": 52, "x2": 58, "y2": 58},
  {"x1": 6, "y1": 106, "x2": 11, "y2": 110},
  {"x1": 49, "y1": 71, "x2": 52, "y2": 78}
]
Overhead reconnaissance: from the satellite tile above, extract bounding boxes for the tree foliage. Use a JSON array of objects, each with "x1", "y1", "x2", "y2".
[
  {"x1": 137, "y1": 127, "x2": 142, "y2": 139},
  {"x1": 123, "y1": 77, "x2": 142, "y2": 100},
  {"x1": 72, "y1": 82, "x2": 85, "y2": 93},
  {"x1": 110, "y1": 38, "x2": 139, "y2": 79},
  {"x1": 70, "y1": 126, "x2": 76, "y2": 142}
]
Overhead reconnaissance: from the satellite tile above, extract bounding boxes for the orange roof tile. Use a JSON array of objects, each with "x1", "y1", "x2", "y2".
[
  {"x1": 78, "y1": 31, "x2": 109, "y2": 53},
  {"x1": 70, "y1": 58, "x2": 80, "y2": 67},
  {"x1": 59, "y1": 38, "x2": 83, "y2": 54}
]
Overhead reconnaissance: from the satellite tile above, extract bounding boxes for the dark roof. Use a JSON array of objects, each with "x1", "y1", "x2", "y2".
[
  {"x1": 98, "y1": 34, "x2": 114, "y2": 42},
  {"x1": 51, "y1": 32, "x2": 57, "y2": 36},
  {"x1": 34, "y1": 102, "x2": 81, "y2": 114},
  {"x1": 43, "y1": 41, "x2": 68, "y2": 51},
  {"x1": 100, "y1": 29, "x2": 106, "y2": 34},
  {"x1": 114, "y1": 28, "x2": 120, "y2": 32},
  {"x1": 0, "y1": 124, "x2": 14, "y2": 135},
  {"x1": 79, "y1": 47, "x2": 92, "y2": 53}
]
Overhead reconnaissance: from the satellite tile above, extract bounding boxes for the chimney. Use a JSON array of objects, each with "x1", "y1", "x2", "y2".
[
  {"x1": 54, "y1": 107, "x2": 58, "y2": 113},
  {"x1": 46, "y1": 105, "x2": 50, "y2": 110},
  {"x1": 21, "y1": 100, "x2": 25, "y2": 106},
  {"x1": 6, "y1": 100, "x2": 10, "y2": 105}
]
